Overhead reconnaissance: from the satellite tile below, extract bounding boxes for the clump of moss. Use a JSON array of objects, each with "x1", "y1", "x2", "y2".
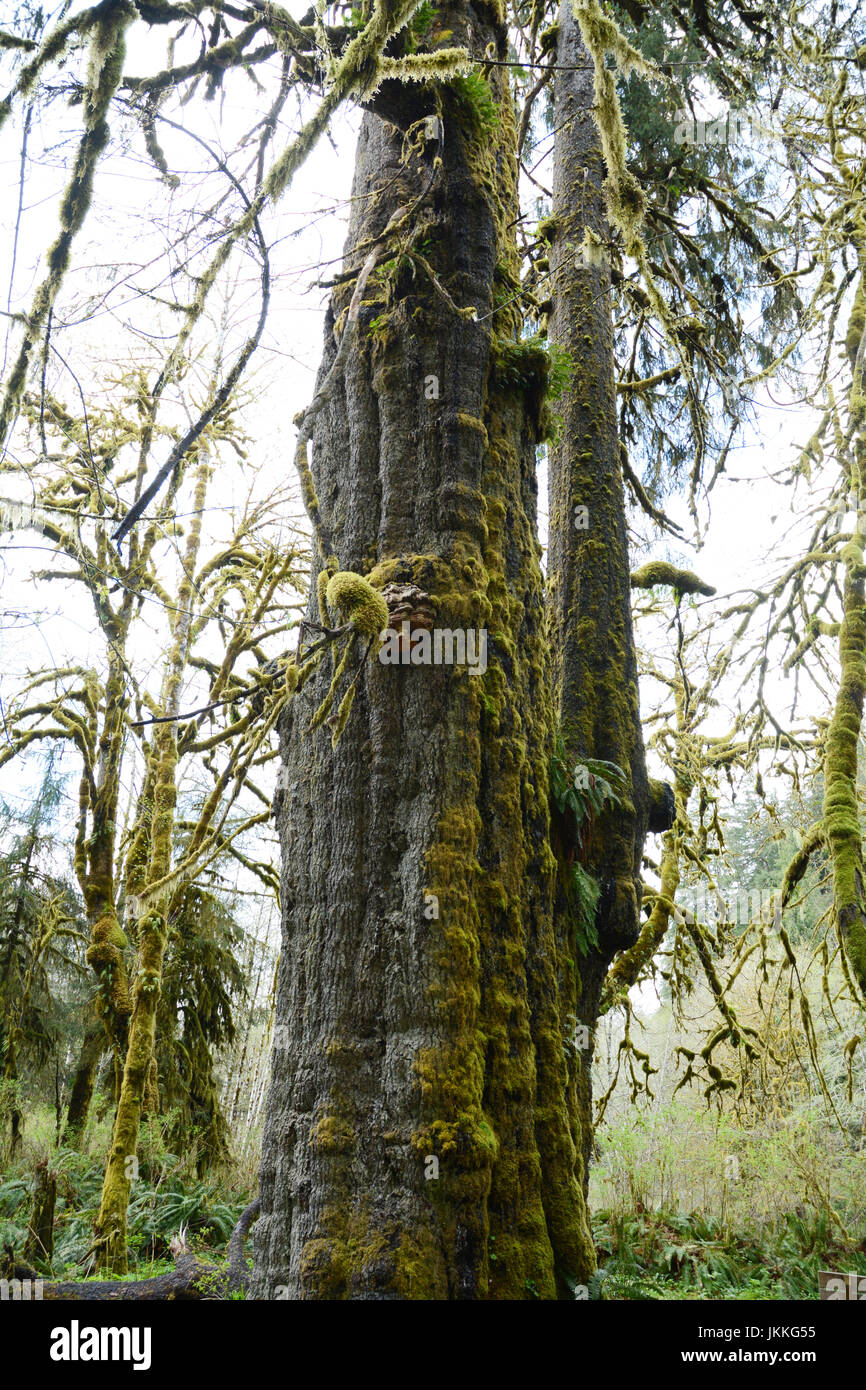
[
  {"x1": 325, "y1": 570, "x2": 389, "y2": 640},
  {"x1": 86, "y1": 913, "x2": 131, "y2": 1017},
  {"x1": 539, "y1": 22, "x2": 559, "y2": 54},
  {"x1": 309, "y1": 1114, "x2": 357, "y2": 1154},
  {"x1": 630, "y1": 561, "x2": 716, "y2": 597},
  {"x1": 300, "y1": 1205, "x2": 447, "y2": 1300},
  {"x1": 368, "y1": 553, "x2": 491, "y2": 628}
]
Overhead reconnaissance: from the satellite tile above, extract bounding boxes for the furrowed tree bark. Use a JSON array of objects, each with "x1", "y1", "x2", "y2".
[
  {"x1": 254, "y1": 0, "x2": 594, "y2": 1300},
  {"x1": 547, "y1": 1, "x2": 654, "y2": 1192}
]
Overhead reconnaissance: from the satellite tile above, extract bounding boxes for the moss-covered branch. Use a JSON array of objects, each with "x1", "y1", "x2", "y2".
[{"x1": 630, "y1": 562, "x2": 716, "y2": 597}]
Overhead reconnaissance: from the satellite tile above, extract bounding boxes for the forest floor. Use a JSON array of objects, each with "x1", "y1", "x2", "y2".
[
  {"x1": 591, "y1": 1208, "x2": 866, "y2": 1300},
  {"x1": 2, "y1": 1108, "x2": 864, "y2": 1299}
]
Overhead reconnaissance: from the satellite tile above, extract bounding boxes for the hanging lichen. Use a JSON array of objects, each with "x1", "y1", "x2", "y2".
[
  {"x1": 570, "y1": 0, "x2": 695, "y2": 390},
  {"x1": 571, "y1": 0, "x2": 653, "y2": 254},
  {"x1": 0, "y1": 1, "x2": 136, "y2": 448}
]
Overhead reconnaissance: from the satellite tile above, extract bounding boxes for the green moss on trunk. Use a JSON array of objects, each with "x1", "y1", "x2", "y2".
[
  {"x1": 94, "y1": 460, "x2": 209, "y2": 1272},
  {"x1": 823, "y1": 272, "x2": 866, "y2": 996}
]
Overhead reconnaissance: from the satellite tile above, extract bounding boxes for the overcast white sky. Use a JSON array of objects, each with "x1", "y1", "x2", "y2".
[{"x1": 0, "y1": 5, "x2": 838, "y2": 865}]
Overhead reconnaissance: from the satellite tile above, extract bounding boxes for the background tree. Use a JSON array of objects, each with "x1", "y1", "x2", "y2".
[{"x1": 0, "y1": 755, "x2": 86, "y2": 1154}]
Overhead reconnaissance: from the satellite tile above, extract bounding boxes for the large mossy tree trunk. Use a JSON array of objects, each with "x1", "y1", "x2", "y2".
[
  {"x1": 254, "y1": 0, "x2": 594, "y2": 1300},
  {"x1": 547, "y1": 2, "x2": 652, "y2": 1191}
]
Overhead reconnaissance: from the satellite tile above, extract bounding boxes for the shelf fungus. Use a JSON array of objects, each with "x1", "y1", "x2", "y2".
[{"x1": 380, "y1": 581, "x2": 437, "y2": 660}]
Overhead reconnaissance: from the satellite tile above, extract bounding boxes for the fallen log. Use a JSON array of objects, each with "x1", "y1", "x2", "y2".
[{"x1": 4, "y1": 1198, "x2": 260, "y2": 1301}]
